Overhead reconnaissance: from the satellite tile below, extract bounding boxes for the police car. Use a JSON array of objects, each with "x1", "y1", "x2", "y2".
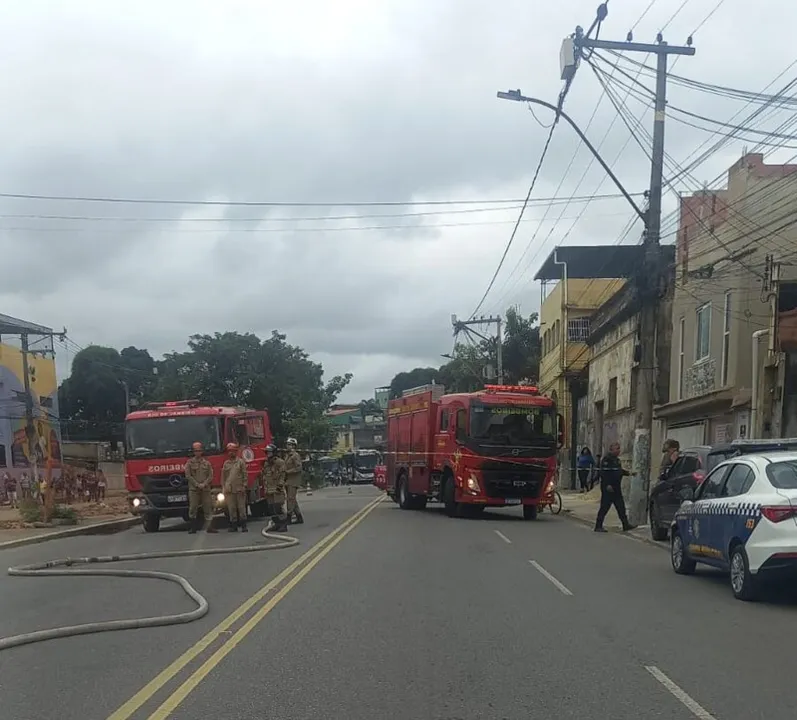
[{"x1": 670, "y1": 451, "x2": 797, "y2": 601}]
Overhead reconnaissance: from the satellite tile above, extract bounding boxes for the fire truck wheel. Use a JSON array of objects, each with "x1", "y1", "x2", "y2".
[
  {"x1": 442, "y1": 476, "x2": 463, "y2": 518},
  {"x1": 249, "y1": 501, "x2": 267, "y2": 518},
  {"x1": 522, "y1": 505, "x2": 539, "y2": 521},
  {"x1": 398, "y1": 475, "x2": 418, "y2": 510},
  {"x1": 142, "y1": 514, "x2": 161, "y2": 533}
]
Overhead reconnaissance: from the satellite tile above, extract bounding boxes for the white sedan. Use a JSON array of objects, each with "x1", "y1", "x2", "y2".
[{"x1": 670, "y1": 451, "x2": 797, "y2": 600}]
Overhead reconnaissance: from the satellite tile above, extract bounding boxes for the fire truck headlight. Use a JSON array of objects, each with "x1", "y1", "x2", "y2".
[
  {"x1": 216, "y1": 492, "x2": 225, "y2": 503},
  {"x1": 544, "y1": 479, "x2": 555, "y2": 494},
  {"x1": 132, "y1": 497, "x2": 141, "y2": 508},
  {"x1": 466, "y1": 474, "x2": 481, "y2": 493}
]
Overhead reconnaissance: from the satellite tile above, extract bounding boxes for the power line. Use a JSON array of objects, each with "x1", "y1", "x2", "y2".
[
  {"x1": 0, "y1": 191, "x2": 635, "y2": 209},
  {"x1": 468, "y1": 121, "x2": 560, "y2": 319}
]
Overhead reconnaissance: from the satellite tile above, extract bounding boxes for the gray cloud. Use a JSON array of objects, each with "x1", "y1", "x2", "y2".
[{"x1": 0, "y1": 0, "x2": 793, "y2": 402}]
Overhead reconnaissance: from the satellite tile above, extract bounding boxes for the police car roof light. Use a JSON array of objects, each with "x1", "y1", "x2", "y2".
[{"x1": 483, "y1": 384, "x2": 539, "y2": 394}]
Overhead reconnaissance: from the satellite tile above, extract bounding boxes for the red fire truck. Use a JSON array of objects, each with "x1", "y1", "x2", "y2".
[
  {"x1": 124, "y1": 400, "x2": 274, "y2": 532},
  {"x1": 385, "y1": 384, "x2": 562, "y2": 519}
]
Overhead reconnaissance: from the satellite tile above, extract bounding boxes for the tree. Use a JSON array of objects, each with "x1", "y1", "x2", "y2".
[
  {"x1": 358, "y1": 398, "x2": 383, "y2": 418},
  {"x1": 59, "y1": 333, "x2": 350, "y2": 449},
  {"x1": 389, "y1": 307, "x2": 541, "y2": 396},
  {"x1": 57, "y1": 344, "x2": 155, "y2": 441},
  {"x1": 389, "y1": 367, "x2": 439, "y2": 399},
  {"x1": 151, "y1": 331, "x2": 351, "y2": 446}
]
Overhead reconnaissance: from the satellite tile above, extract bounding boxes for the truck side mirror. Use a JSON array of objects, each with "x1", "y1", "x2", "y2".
[{"x1": 557, "y1": 413, "x2": 564, "y2": 449}]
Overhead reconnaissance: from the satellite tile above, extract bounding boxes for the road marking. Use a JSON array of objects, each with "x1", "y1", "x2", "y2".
[
  {"x1": 107, "y1": 494, "x2": 383, "y2": 720},
  {"x1": 146, "y1": 495, "x2": 384, "y2": 719},
  {"x1": 494, "y1": 530, "x2": 512, "y2": 544},
  {"x1": 645, "y1": 666, "x2": 716, "y2": 719},
  {"x1": 528, "y1": 560, "x2": 573, "y2": 596}
]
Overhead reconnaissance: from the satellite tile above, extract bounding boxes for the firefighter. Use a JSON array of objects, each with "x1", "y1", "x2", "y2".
[
  {"x1": 260, "y1": 444, "x2": 289, "y2": 532},
  {"x1": 222, "y1": 442, "x2": 249, "y2": 532},
  {"x1": 184, "y1": 441, "x2": 218, "y2": 534},
  {"x1": 594, "y1": 442, "x2": 636, "y2": 533},
  {"x1": 284, "y1": 437, "x2": 304, "y2": 524}
]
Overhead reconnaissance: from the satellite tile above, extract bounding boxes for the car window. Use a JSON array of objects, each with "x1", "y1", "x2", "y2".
[
  {"x1": 680, "y1": 455, "x2": 700, "y2": 474},
  {"x1": 696, "y1": 465, "x2": 730, "y2": 500},
  {"x1": 706, "y1": 452, "x2": 731, "y2": 471},
  {"x1": 765, "y1": 460, "x2": 797, "y2": 489},
  {"x1": 722, "y1": 464, "x2": 755, "y2": 497},
  {"x1": 668, "y1": 457, "x2": 685, "y2": 476}
]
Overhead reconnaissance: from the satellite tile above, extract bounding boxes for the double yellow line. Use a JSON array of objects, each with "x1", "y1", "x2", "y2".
[{"x1": 108, "y1": 493, "x2": 384, "y2": 720}]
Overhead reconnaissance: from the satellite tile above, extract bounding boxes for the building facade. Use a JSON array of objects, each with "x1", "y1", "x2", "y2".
[
  {"x1": 535, "y1": 246, "x2": 650, "y2": 487},
  {"x1": 0, "y1": 313, "x2": 62, "y2": 481},
  {"x1": 655, "y1": 153, "x2": 797, "y2": 447},
  {"x1": 577, "y1": 256, "x2": 674, "y2": 478}
]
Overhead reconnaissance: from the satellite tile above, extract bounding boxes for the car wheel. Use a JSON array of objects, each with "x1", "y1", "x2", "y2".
[
  {"x1": 650, "y1": 503, "x2": 668, "y2": 541},
  {"x1": 523, "y1": 504, "x2": 538, "y2": 521},
  {"x1": 670, "y1": 530, "x2": 696, "y2": 575},
  {"x1": 729, "y1": 543, "x2": 758, "y2": 601}
]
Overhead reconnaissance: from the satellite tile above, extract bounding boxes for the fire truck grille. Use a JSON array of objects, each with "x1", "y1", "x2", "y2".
[
  {"x1": 139, "y1": 475, "x2": 188, "y2": 494},
  {"x1": 480, "y1": 461, "x2": 547, "y2": 499}
]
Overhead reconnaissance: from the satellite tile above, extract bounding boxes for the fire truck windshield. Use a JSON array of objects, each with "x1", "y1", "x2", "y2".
[
  {"x1": 125, "y1": 415, "x2": 222, "y2": 458},
  {"x1": 469, "y1": 404, "x2": 556, "y2": 447}
]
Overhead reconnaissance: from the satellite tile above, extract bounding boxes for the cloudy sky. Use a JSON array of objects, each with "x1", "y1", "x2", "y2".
[{"x1": 0, "y1": 0, "x2": 794, "y2": 403}]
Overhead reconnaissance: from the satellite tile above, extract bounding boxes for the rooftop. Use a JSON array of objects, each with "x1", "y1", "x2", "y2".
[
  {"x1": 0, "y1": 312, "x2": 53, "y2": 335},
  {"x1": 534, "y1": 245, "x2": 653, "y2": 282}
]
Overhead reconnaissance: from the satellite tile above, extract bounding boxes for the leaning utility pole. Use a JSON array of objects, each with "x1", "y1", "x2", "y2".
[
  {"x1": 572, "y1": 26, "x2": 695, "y2": 525},
  {"x1": 451, "y1": 315, "x2": 504, "y2": 384}
]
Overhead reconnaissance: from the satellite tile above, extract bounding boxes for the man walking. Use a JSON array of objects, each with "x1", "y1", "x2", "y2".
[
  {"x1": 260, "y1": 444, "x2": 289, "y2": 532},
  {"x1": 184, "y1": 442, "x2": 217, "y2": 534},
  {"x1": 222, "y1": 443, "x2": 249, "y2": 532},
  {"x1": 595, "y1": 442, "x2": 636, "y2": 533},
  {"x1": 284, "y1": 437, "x2": 304, "y2": 524}
]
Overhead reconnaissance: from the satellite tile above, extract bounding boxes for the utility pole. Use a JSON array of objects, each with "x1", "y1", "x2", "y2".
[
  {"x1": 573, "y1": 28, "x2": 695, "y2": 525},
  {"x1": 451, "y1": 315, "x2": 504, "y2": 383}
]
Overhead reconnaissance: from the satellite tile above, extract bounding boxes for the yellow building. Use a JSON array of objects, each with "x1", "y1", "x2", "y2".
[
  {"x1": 534, "y1": 246, "x2": 645, "y2": 487},
  {"x1": 0, "y1": 313, "x2": 62, "y2": 480}
]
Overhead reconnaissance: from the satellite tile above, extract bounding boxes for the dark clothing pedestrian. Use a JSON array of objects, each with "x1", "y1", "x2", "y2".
[
  {"x1": 577, "y1": 447, "x2": 595, "y2": 492},
  {"x1": 595, "y1": 452, "x2": 634, "y2": 532}
]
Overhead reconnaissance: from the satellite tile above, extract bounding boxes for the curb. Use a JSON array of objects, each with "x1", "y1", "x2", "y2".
[
  {"x1": 562, "y1": 508, "x2": 668, "y2": 552},
  {"x1": 0, "y1": 516, "x2": 141, "y2": 551}
]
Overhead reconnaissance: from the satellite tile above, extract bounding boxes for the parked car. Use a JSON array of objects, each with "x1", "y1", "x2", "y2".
[
  {"x1": 670, "y1": 451, "x2": 797, "y2": 600},
  {"x1": 649, "y1": 438, "x2": 797, "y2": 541}
]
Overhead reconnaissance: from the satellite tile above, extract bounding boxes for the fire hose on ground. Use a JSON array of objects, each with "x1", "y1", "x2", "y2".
[{"x1": 0, "y1": 525, "x2": 299, "y2": 651}]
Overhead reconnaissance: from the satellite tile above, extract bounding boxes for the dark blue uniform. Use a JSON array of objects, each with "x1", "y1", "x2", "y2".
[{"x1": 595, "y1": 452, "x2": 632, "y2": 531}]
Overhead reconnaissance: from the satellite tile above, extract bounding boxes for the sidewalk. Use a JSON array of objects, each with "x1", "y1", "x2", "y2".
[
  {"x1": 0, "y1": 495, "x2": 136, "y2": 549},
  {"x1": 560, "y1": 488, "x2": 663, "y2": 547}
]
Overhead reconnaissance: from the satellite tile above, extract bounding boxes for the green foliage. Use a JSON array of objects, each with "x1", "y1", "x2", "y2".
[
  {"x1": 58, "y1": 345, "x2": 157, "y2": 441},
  {"x1": 58, "y1": 331, "x2": 351, "y2": 450},
  {"x1": 18, "y1": 499, "x2": 42, "y2": 524},
  {"x1": 53, "y1": 505, "x2": 78, "y2": 522},
  {"x1": 390, "y1": 308, "x2": 541, "y2": 397},
  {"x1": 389, "y1": 367, "x2": 440, "y2": 399}
]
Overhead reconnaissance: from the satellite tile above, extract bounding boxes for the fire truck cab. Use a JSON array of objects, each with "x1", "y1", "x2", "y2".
[
  {"x1": 124, "y1": 400, "x2": 273, "y2": 532},
  {"x1": 386, "y1": 384, "x2": 562, "y2": 520}
]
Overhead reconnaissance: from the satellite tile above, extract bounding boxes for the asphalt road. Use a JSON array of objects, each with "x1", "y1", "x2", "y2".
[{"x1": 1, "y1": 486, "x2": 797, "y2": 719}]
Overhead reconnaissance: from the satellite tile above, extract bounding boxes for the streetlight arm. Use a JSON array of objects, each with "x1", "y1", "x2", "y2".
[{"x1": 497, "y1": 90, "x2": 647, "y2": 224}]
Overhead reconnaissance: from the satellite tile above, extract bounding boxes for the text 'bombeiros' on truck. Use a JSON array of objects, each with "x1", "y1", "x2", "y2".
[
  {"x1": 383, "y1": 383, "x2": 562, "y2": 520},
  {"x1": 124, "y1": 399, "x2": 274, "y2": 532}
]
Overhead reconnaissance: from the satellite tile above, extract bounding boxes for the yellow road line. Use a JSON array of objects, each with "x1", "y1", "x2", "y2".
[
  {"x1": 107, "y1": 495, "x2": 383, "y2": 720},
  {"x1": 146, "y1": 495, "x2": 384, "y2": 719}
]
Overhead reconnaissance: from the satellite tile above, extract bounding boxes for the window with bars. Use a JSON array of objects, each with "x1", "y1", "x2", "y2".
[{"x1": 567, "y1": 317, "x2": 590, "y2": 342}]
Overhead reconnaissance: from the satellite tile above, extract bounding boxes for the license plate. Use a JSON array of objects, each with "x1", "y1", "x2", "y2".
[
  {"x1": 167, "y1": 494, "x2": 187, "y2": 503},
  {"x1": 505, "y1": 498, "x2": 522, "y2": 505}
]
